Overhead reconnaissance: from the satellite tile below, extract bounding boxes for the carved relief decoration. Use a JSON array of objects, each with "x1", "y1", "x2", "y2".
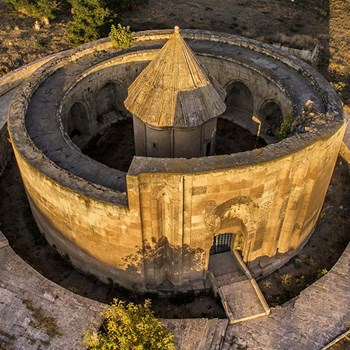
[{"x1": 204, "y1": 196, "x2": 259, "y2": 258}]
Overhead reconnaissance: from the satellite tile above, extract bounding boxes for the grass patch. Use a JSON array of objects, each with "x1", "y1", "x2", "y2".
[{"x1": 23, "y1": 299, "x2": 61, "y2": 337}]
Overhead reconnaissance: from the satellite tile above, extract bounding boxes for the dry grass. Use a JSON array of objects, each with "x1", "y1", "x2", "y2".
[
  {"x1": 23, "y1": 299, "x2": 61, "y2": 337},
  {"x1": 258, "y1": 33, "x2": 317, "y2": 50}
]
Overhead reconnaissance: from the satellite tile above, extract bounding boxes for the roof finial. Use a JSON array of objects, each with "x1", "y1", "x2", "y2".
[{"x1": 174, "y1": 26, "x2": 180, "y2": 34}]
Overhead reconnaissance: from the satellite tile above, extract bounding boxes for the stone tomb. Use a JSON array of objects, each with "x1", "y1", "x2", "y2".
[{"x1": 7, "y1": 29, "x2": 345, "y2": 293}]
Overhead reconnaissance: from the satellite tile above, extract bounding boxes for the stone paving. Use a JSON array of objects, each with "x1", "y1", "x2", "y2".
[
  {"x1": 220, "y1": 280, "x2": 267, "y2": 323},
  {"x1": 222, "y1": 241, "x2": 350, "y2": 350},
  {"x1": 0, "y1": 231, "x2": 227, "y2": 350},
  {"x1": 162, "y1": 318, "x2": 228, "y2": 350},
  {"x1": 0, "y1": 231, "x2": 105, "y2": 350}
]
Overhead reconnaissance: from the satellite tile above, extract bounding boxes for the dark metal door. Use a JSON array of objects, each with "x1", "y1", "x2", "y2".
[{"x1": 210, "y1": 233, "x2": 233, "y2": 255}]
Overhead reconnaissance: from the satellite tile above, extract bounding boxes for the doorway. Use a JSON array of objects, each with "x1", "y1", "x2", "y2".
[{"x1": 210, "y1": 233, "x2": 233, "y2": 255}]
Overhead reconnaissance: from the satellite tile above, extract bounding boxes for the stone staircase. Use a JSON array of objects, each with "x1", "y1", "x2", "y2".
[
  {"x1": 214, "y1": 271, "x2": 248, "y2": 286},
  {"x1": 161, "y1": 318, "x2": 228, "y2": 350},
  {"x1": 209, "y1": 251, "x2": 270, "y2": 324},
  {"x1": 201, "y1": 319, "x2": 229, "y2": 350}
]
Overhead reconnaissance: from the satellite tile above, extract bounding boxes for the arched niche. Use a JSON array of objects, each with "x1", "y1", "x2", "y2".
[
  {"x1": 95, "y1": 81, "x2": 130, "y2": 131},
  {"x1": 95, "y1": 82, "x2": 118, "y2": 125},
  {"x1": 68, "y1": 101, "x2": 91, "y2": 138},
  {"x1": 225, "y1": 81, "x2": 254, "y2": 117},
  {"x1": 222, "y1": 81, "x2": 257, "y2": 135},
  {"x1": 96, "y1": 82, "x2": 116, "y2": 116},
  {"x1": 260, "y1": 101, "x2": 283, "y2": 137}
]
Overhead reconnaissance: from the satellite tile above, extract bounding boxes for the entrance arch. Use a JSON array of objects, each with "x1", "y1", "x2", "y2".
[{"x1": 204, "y1": 197, "x2": 259, "y2": 262}]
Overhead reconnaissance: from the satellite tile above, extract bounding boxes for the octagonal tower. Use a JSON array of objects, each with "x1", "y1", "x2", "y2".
[{"x1": 124, "y1": 26, "x2": 226, "y2": 158}]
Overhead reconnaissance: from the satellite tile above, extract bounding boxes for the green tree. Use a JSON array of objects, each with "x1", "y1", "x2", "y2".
[
  {"x1": 83, "y1": 299, "x2": 175, "y2": 350},
  {"x1": 67, "y1": 0, "x2": 115, "y2": 45},
  {"x1": 4, "y1": 0, "x2": 58, "y2": 25},
  {"x1": 109, "y1": 24, "x2": 134, "y2": 49}
]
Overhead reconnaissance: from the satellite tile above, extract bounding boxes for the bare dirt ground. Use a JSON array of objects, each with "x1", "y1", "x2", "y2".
[
  {"x1": 328, "y1": 0, "x2": 350, "y2": 103},
  {"x1": 0, "y1": 0, "x2": 350, "y2": 332},
  {"x1": 123, "y1": 0, "x2": 328, "y2": 39},
  {"x1": 0, "y1": 1, "x2": 332, "y2": 68},
  {"x1": 0, "y1": 1, "x2": 70, "y2": 76}
]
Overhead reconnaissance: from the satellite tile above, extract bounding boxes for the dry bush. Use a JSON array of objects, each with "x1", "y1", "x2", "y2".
[{"x1": 260, "y1": 33, "x2": 317, "y2": 50}]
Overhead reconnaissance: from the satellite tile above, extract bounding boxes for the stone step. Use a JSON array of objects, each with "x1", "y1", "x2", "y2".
[
  {"x1": 161, "y1": 318, "x2": 222, "y2": 350},
  {"x1": 201, "y1": 319, "x2": 228, "y2": 350},
  {"x1": 215, "y1": 272, "x2": 247, "y2": 287}
]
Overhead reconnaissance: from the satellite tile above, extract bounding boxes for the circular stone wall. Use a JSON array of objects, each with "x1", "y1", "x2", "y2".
[{"x1": 7, "y1": 30, "x2": 345, "y2": 293}]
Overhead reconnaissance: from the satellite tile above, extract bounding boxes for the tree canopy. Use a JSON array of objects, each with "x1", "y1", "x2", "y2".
[{"x1": 83, "y1": 298, "x2": 175, "y2": 350}]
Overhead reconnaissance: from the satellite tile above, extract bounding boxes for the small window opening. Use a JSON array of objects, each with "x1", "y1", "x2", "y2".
[{"x1": 153, "y1": 143, "x2": 157, "y2": 150}]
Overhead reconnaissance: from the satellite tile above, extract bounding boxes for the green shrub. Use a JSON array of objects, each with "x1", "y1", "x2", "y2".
[
  {"x1": 316, "y1": 268, "x2": 328, "y2": 280},
  {"x1": 4, "y1": 0, "x2": 58, "y2": 24},
  {"x1": 83, "y1": 298, "x2": 175, "y2": 349},
  {"x1": 109, "y1": 23, "x2": 134, "y2": 49},
  {"x1": 67, "y1": 0, "x2": 115, "y2": 45},
  {"x1": 278, "y1": 114, "x2": 293, "y2": 138}
]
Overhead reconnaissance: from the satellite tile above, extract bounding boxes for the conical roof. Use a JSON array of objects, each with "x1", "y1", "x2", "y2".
[{"x1": 124, "y1": 26, "x2": 226, "y2": 128}]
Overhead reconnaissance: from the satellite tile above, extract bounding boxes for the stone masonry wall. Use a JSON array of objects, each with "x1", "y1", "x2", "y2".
[
  {"x1": 0, "y1": 55, "x2": 57, "y2": 175},
  {"x1": 128, "y1": 124, "x2": 345, "y2": 284},
  {"x1": 12, "y1": 145, "x2": 145, "y2": 290},
  {"x1": 7, "y1": 30, "x2": 345, "y2": 291}
]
